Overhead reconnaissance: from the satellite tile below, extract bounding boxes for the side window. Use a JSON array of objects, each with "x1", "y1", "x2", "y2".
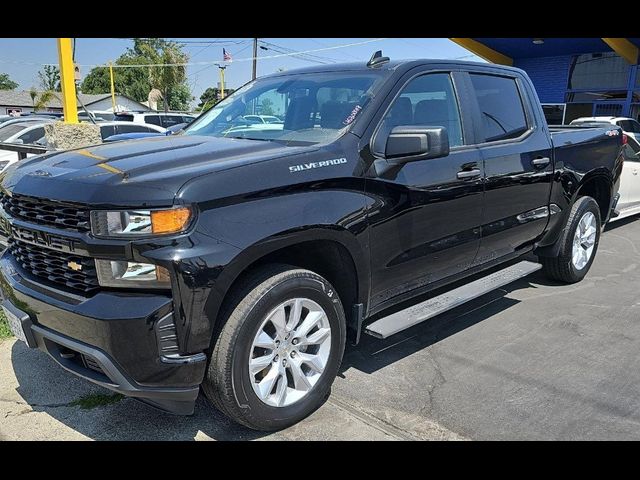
[
  {"x1": 182, "y1": 116, "x2": 195, "y2": 124},
  {"x1": 145, "y1": 115, "x2": 162, "y2": 126},
  {"x1": 117, "y1": 124, "x2": 148, "y2": 134},
  {"x1": 469, "y1": 74, "x2": 529, "y2": 143},
  {"x1": 99, "y1": 125, "x2": 116, "y2": 139},
  {"x1": 618, "y1": 120, "x2": 631, "y2": 132},
  {"x1": 627, "y1": 120, "x2": 640, "y2": 133},
  {"x1": 377, "y1": 73, "x2": 464, "y2": 150},
  {"x1": 18, "y1": 127, "x2": 45, "y2": 145},
  {"x1": 161, "y1": 115, "x2": 182, "y2": 128}
]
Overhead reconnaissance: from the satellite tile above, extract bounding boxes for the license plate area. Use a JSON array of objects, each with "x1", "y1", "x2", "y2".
[{"x1": 2, "y1": 301, "x2": 36, "y2": 347}]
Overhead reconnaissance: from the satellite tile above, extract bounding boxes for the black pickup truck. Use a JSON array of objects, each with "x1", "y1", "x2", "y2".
[{"x1": 0, "y1": 56, "x2": 624, "y2": 430}]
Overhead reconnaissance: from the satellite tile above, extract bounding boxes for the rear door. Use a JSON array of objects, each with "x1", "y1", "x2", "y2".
[{"x1": 468, "y1": 71, "x2": 554, "y2": 264}]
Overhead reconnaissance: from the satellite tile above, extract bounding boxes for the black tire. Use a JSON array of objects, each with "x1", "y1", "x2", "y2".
[
  {"x1": 541, "y1": 196, "x2": 601, "y2": 283},
  {"x1": 202, "y1": 264, "x2": 346, "y2": 431}
]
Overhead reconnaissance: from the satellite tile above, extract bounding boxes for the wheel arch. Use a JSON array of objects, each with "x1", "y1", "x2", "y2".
[{"x1": 204, "y1": 227, "x2": 369, "y2": 345}]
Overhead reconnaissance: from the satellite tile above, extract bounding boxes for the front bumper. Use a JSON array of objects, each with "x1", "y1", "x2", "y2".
[{"x1": 0, "y1": 253, "x2": 207, "y2": 415}]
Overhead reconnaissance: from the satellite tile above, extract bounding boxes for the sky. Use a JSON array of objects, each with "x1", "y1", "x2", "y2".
[{"x1": 0, "y1": 38, "x2": 482, "y2": 108}]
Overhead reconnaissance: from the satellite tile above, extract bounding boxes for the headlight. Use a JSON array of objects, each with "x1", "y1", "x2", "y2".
[
  {"x1": 91, "y1": 207, "x2": 192, "y2": 237},
  {"x1": 96, "y1": 260, "x2": 170, "y2": 289}
]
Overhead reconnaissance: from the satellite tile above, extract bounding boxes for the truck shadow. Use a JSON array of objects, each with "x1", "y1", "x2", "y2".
[{"x1": 340, "y1": 269, "x2": 548, "y2": 376}]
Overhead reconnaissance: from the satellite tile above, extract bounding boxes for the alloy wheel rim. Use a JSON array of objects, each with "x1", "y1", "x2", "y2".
[
  {"x1": 572, "y1": 211, "x2": 597, "y2": 270},
  {"x1": 248, "y1": 298, "x2": 332, "y2": 407}
]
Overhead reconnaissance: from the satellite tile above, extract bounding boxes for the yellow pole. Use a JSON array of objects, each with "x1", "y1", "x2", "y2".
[
  {"x1": 56, "y1": 38, "x2": 78, "y2": 124},
  {"x1": 109, "y1": 62, "x2": 117, "y2": 112},
  {"x1": 220, "y1": 66, "x2": 225, "y2": 100}
]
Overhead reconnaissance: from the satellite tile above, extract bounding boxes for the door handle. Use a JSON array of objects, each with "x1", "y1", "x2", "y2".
[
  {"x1": 457, "y1": 169, "x2": 481, "y2": 180},
  {"x1": 531, "y1": 157, "x2": 551, "y2": 168}
]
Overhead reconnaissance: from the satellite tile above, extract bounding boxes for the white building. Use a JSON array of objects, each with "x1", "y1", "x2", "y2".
[{"x1": 0, "y1": 90, "x2": 150, "y2": 115}]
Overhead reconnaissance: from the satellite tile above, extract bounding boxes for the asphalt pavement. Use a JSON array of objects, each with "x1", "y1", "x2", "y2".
[{"x1": 1, "y1": 216, "x2": 640, "y2": 440}]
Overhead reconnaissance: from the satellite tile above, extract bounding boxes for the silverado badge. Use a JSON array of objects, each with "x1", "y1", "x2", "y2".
[{"x1": 67, "y1": 261, "x2": 82, "y2": 272}]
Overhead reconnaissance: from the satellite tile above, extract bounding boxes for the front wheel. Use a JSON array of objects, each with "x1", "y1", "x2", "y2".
[
  {"x1": 203, "y1": 264, "x2": 346, "y2": 431},
  {"x1": 541, "y1": 196, "x2": 601, "y2": 283}
]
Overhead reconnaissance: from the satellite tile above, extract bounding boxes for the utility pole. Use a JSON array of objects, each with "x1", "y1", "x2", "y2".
[
  {"x1": 218, "y1": 65, "x2": 227, "y2": 100},
  {"x1": 252, "y1": 38, "x2": 258, "y2": 80}
]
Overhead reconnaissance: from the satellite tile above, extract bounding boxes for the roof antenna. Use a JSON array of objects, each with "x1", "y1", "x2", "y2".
[{"x1": 367, "y1": 50, "x2": 390, "y2": 68}]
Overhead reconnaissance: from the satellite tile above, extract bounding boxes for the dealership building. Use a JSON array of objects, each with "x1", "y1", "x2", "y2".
[{"x1": 451, "y1": 38, "x2": 640, "y2": 124}]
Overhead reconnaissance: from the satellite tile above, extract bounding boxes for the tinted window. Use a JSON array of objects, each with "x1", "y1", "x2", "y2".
[
  {"x1": 18, "y1": 127, "x2": 46, "y2": 145},
  {"x1": 0, "y1": 124, "x2": 28, "y2": 141},
  {"x1": 99, "y1": 125, "x2": 116, "y2": 139},
  {"x1": 116, "y1": 124, "x2": 153, "y2": 134},
  {"x1": 114, "y1": 114, "x2": 134, "y2": 122},
  {"x1": 182, "y1": 115, "x2": 195, "y2": 124},
  {"x1": 378, "y1": 73, "x2": 464, "y2": 148},
  {"x1": 161, "y1": 115, "x2": 183, "y2": 128},
  {"x1": 145, "y1": 115, "x2": 162, "y2": 126},
  {"x1": 470, "y1": 74, "x2": 528, "y2": 142},
  {"x1": 627, "y1": 120, "x2": 640, "y2": 133}
]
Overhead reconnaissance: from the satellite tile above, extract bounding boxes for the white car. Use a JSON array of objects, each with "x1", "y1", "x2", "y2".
[
  {"x1": 114, "y1": 111, "x2": 197, "y2": 129},
  {"x1": 244, "y1": 115, "x2": 284, "y2": 125},
  {"x1": 571, "y1": 116, "x2": 640, "y2": 222},
  {"x1": 0, "y1": 121, "x2": 166, "y2": 174}
]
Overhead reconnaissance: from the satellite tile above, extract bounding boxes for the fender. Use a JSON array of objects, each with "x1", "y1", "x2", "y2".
[
  {"x1": 201, "y1": 225, "x2": 370, "y2": 345},
  {"x1": 535, "y1": 167, "x2": 616, "y2": 257}
]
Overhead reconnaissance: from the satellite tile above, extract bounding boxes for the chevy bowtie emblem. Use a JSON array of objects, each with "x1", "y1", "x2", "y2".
[{"x1": 68, "y1": 261, "x2": 82, "y2": 271}]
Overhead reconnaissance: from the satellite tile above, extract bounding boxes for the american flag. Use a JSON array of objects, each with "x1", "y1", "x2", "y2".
[{"x1": 223, "y1": 48, "x2": 232, "y2": 62}]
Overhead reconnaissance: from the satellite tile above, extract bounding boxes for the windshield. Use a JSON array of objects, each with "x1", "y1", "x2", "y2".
[{"x1": 185, "y1": 71, "x2": 387, "y2": 145}]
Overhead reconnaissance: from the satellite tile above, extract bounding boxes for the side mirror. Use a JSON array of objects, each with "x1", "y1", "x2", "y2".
[{"x1": 384, "y1": 126, "x2": 449, "y2": 163}]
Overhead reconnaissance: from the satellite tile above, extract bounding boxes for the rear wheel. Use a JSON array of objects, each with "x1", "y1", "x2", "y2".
[
  {"x1": 541, "y1": 196, "x2": 601, "y2": 283},
  {"x1": 203, "y1": 264, "x2": 346, "y2": 431}
]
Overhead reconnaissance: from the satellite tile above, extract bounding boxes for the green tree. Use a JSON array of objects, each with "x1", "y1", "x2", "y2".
[
  {"x1": 0, "y1": 73, "x2": 18, "y2": 90},
  {"x1": 260, "y1": 98, "x2": 275, "y2": 116},
  {"x1": 197, "y1": 87, "x2": 235, "y2": 111},
  {"x1": 38, "y1": 65, "x2": 61, "y2": 91},
  {"x1": 80, "y1": 39, "x2": 192, "y2": 112}
]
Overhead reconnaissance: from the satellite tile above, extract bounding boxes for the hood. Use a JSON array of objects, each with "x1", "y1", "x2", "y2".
[{"x1": 2, "y1": 135, "x2": 315, "y2": 207}]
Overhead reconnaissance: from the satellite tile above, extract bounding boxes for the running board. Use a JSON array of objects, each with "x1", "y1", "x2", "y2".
[{"x1": 364, "y1": 260, "x2": 542, "y2": 339}]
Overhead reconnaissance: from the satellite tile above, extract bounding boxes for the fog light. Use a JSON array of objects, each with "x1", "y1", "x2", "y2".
[{"x1": 96, "y1": 260, "x2": 171, "y2": 289}]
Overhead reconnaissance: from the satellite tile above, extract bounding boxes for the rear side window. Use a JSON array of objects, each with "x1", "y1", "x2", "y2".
[
  {"x1": 18, "y1": 127, "x2": 46, "y2": 145},
  {"x1": 114, "y1": 114, "x2": 133, "y2": 122},
  {"x1": 470, "y1": 74, "x2": 529, "y2": 142},
  {"x1": 144, "y1": 115, "x2": 162, "y2": 126},
  {"x1": 100, "y1": 125, "x2": 116, "y2": 139},
  {"x1": 182, "y1": 115, "x2": 195, "y2": 124},
  {"x1": 116, "y1": 124, "x2": 151, "y2": 134},
  {"x1": 161, "y1": 115, "x2": 183, "y2": 128}
]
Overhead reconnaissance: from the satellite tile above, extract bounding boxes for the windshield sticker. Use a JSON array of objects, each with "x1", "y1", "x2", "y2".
[
  {"x1": 289, "y1": 157, "x2": 347, "y2": 173},
  {"x1": 343, "y1": 105, "x2": 362, "y2": 125}
]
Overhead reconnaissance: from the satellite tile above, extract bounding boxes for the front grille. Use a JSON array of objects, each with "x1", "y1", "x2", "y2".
[
  {"x1": 0, "y1": 193, "x2": 90, "y2": 233},
  {"x1": 8, "y1": 239, "x2": 99, "y2": 294}
]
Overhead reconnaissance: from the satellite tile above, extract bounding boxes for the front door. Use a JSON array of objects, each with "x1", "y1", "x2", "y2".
[
  {"x1": 366, "y1": 71, "x2": 484, "y2": 309},
  {"x1": 467, "y1": 72, "x2": 555, "y2": 264}
]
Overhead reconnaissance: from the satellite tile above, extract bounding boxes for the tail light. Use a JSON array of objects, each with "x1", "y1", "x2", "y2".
[{"x1": 622, "y1": 133, "x2": 628, "y2": 145}]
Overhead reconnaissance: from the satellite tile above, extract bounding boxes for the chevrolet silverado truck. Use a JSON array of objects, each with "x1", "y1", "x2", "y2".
[{"x1": 0, "y1": 55, "x2": 624, "y2": 431}]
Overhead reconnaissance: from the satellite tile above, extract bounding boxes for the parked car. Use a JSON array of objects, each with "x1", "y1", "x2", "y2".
[
  {"x1": 0, "y1": 121, "x2": 165, "y2": 173},
  {"x1": 103, "y1": 122, "x2": 186, "y2": 143},
  {"x1": 243, "y1": 115, "x2": 284, "y2": 125},
  {"x1": 0, "y1": 120, "x2": 54, "y2": 172},
  {"x1": 113, "y1": 111, "x2": 196, "y2": 129},
  {"x1": 0, "y1": 58, "x2": 623, "y2": 431},
  {"x1": 571, "y1": 116, "x2": 640, "y2": 221}
]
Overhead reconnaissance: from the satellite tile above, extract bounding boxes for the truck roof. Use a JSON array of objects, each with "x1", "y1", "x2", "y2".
[{"x1": 262, "y1": 59, "x2": 523, "y2": 78}]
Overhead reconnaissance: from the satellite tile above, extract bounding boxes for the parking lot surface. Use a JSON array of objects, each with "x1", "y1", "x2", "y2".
[{"x1": 1, "y1": 217, "x2": 639, "y2": 440}]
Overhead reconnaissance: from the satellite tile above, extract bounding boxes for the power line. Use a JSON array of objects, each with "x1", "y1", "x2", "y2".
[{"x1": 46, "y1": 38, "x2": 387, "y2": 69}]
